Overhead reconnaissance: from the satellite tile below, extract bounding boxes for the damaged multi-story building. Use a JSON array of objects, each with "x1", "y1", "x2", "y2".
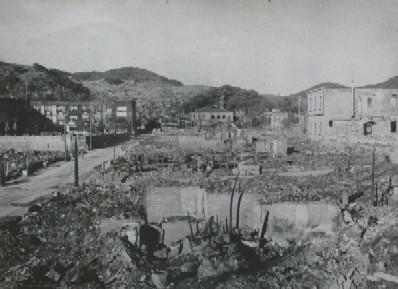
[
  {"x1": 31, "y1": 99, "x2": 137, "y2": 135},
  {"x1": 307, "y1": 87, "x2": 398, "y2": 147}
]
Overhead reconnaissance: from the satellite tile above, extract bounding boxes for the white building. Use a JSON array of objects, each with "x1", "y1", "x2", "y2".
[{"x1": 191, "y1": 107, "x2": 233, "y2": 126}]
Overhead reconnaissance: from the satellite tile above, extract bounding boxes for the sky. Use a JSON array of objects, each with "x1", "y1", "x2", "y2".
[{"x1": 0, "y1": 0, "x2": 397, "y2": 95}]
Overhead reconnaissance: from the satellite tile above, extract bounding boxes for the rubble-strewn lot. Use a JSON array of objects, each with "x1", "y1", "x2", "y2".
[
  {"x1": 1, "y1": 141, "x2": 398, "y2": 289},
  {"x1": 0, "y1": 149, "x2": 64, "y2": 183}
]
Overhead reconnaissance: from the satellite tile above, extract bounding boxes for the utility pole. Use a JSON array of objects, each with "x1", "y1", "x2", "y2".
[
  {"x1": 64, "y1": 103, "x2": 68, "y2": 161},
  {"x1": 371, "y1": 147, "x2": 375, "y2": 201},
  {"x1": 89, "y1": 103, "x2": 92, "y2": 150},
  {"x1": 25, "y1": 77, "x2": 28, "y2": 111},
  {"x1": 74, "y1": 138, "x2": 79, "y2": 187},
  {"x1": 0, "y1": 154, "x2": 5, "y2": 186},
  {"x1": 298, "y1": 94, "x2": 301, "y2": 126},
  {"x1": 101, "y1": 100, "x2": 104, "y2": 135}
]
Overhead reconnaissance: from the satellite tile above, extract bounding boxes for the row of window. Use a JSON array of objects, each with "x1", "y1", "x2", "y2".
[
  {"x1": 211, "y1": 115, "x2": 230, "y2": 119},
  {"x1": 193, "y1": 113, "x2": 231, "y2": 120}
]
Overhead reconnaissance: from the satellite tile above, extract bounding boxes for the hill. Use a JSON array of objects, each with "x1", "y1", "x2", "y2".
[
  {"x1": 361, "y1": 76, "x2": 398, "y2": 89},
  {"x1": 72, "y1": 67, "x2": 183, "y2": 87},
  {"x1": 179, "y1": 85, "x2": 276, "y2": 115},
  {"x1": 0, "y1": 61, "x2": 90, "y2": 101},
  {"x1": 72, "y1": 67, "x2": 210, "y2": 122}
]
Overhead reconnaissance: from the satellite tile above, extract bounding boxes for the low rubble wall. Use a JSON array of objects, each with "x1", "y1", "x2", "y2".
[
  {"x1": 0, "y1": 135, "x2": 66, "y2": 151},
  {"x1": 177, "y1": 135, "x2": 220, "y2": 149},
  {"x1": 0, "y1": 135, "x2": 87, "y2": 152},
  {"x1": 206, "y1": 193, "x2": 260, "y2": 228},
  {"x1": 147, "y1": 188, "x2": 340, "y2": 240},
  {"x1": 265, "y1": 202, "x2": 339, "y2": 240},
  {"x1": 146, "y1": 186, "x2": 207, "y2": 223}
]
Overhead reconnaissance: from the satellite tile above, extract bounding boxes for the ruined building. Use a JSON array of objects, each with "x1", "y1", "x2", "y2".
[
  {"x1": 31, "y1": 99, "x2": 137, "y2": 135},
  {"x1": 307, "y1": 87, "x2": 398, "y2": 146}
]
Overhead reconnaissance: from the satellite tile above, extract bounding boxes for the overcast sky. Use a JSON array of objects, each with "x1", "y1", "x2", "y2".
[{"x1": 0, "y1": 0, "x2": 397, "y2": 94}]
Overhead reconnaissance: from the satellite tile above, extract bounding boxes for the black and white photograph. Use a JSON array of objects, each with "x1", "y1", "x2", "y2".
[{"x1": 1, "y1": 0, "x2": 398, "y2": 288}]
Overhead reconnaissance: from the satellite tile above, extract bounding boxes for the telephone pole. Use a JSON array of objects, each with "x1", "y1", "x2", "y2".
[
  {"x1": 371, "y1": 147, "x2": 376, "y2": 202},
  {"x1": 298, "y1": 94, "x2": 301, "y2": 123},
  {"x1": 64, "y1": 103, "x2": 69, "y2": 161},
  {"x1": 89, "y1": 103, "x2": 93, "y2": 150},
  {"x1": 74, "y1": 138, "x2": 79, "y2": 187}
]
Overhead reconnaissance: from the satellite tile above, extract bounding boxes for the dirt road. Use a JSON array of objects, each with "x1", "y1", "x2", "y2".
[{"x1": 0, "y1": 142, "x2": 131, "y2": 217}]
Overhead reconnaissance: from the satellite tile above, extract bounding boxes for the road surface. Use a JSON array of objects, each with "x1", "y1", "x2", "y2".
[{"x1": 0, "y1": 141, "x2": 132, "y2": 217}]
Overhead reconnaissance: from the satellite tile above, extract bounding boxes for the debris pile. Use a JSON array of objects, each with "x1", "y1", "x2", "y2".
[
  {"x1": 0, "y1": 149, "x2": 64, "y2": 183},
  {"x1": 1, "y1": 139, "x2": 398, "y2": 289}
]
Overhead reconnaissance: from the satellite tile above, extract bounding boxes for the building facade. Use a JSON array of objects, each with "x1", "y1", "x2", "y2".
[
  {"x1": 32, "y1": 99, "x2": 137, "y2": 135},
  {"x1": 111, "y1": 99, "x2": 137, "y2": 135},
  {"x1": 191, "y1": 107, "x2": 233, "y2": 126},
  {"x1": 264, "y1": 109, "x2": 289, "y2": 130},
  {"x1": 31, "y1": 101, "x2": 93, "y2": 135},
  {"x1": 307, "y1": 87, "x2": 398, "y2": 145}
]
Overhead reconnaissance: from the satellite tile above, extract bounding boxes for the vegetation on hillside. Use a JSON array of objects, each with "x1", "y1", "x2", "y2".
[
  {"x1": 0, "y1": 61, "x2": 90, "y2": 101},
  {"x1": 361, "y1": 76, "x2": 398, "y2": 89},
  {"x1": 179, "y1": 85, "x2": 276, "y2": 114},
  {"x1": 72, "y1": 67, "x2": 183, "y2": 86}
]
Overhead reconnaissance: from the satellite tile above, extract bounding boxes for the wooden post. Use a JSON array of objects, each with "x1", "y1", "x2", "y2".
[
  {"x1": 229, "y1": 174, "x2": 239, "y2": 234},
  {"x1": 236, "y1": 189, "x2": 244, "y2": 230},
  {"x1": 187, "y1": 212, "x2": 194, "y2": 240},
  {"x1": 375, "y1": 182, "x2": 378, "y2": 207},
  {"x1": 74, "y1": 138, "x2": 79, "y2": 187},
  {"x1": 225, "y1": 217, "x2": 229, "y2": 234},
  {"x1": 260, "y1": 210, "x2": 270, "y2": 240}
]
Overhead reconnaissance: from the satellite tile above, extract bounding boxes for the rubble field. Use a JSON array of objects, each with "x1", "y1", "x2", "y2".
[
  {"x1": 0, "y1": 149, "x2": 65, "y2": 184},
  {"x1": 1, "y1": 141, "x2": 398, "y2": 289}
]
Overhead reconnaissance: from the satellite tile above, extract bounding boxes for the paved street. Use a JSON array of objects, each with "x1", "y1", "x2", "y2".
[{"x1": 0, "y1": 142, "x2": 130, "y2": 217}]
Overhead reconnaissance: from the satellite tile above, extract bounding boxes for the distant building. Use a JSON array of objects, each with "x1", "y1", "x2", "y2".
[
  {"x1": 112, "y1": 99, "x2": 137, "y2": 135},
  {"x1": 264, "y1": 109, "x2": 288, "y2": 130},
  {"x1": 307, "y1": 87, "x2": 398, "y2": 145},
  {"x1": 31, "y1": 100, "x2": 93, "y2": 135},
  {"x1": 191, "y1": 107, "x2": 233, "y2": 126},
  {"x1": 32, "y1": 99, "x2": 137, "y2": 135}
]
